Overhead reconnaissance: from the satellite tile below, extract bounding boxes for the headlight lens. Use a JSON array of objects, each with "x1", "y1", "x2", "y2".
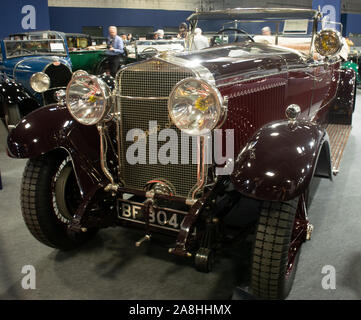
[
  {"x1": 168, "y1": 78, "x2": 223, "y2": 135},
  {"x1": 66, "y1": 75, "x2": 111, "y2": 126},
  {"x1": 314, "y1": 29, "x2": 342, "y2": 57},
  {"x1": 72, "y1": 70, "x2": 89, "y2": 78},
  {"x1": 30, "y1": 72, "x2": 50, "y2": 93}
]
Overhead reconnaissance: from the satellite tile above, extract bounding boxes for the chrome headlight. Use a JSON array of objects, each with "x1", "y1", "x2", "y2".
[
  {"x1": 66, "y1": 75, "x2": 111, "y2": 126},
  {"x1": 72, "y1": 70, "x2": 89, "y2": 78},
  {"x1": 168, "y1": 78, "x2": 223, "y2": 135},
  {"x1": 314, "y1": 29, "x2": 342, "y2": 57},
  {"x1": 30, "y1": 72, "x2": 50, "y2": 93}
]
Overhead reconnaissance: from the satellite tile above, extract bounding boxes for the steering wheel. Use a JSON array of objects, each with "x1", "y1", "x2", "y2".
[
  {"x1": 141, "y1": 47, "x2": 159, "y2": 54},
  {"x1": 217, "y1": 27, "x2": 254, "y2": 43},
  {"x1": 9, "y1": 48, "x2": 33, "y2": 56},
  {"x1": 138, "y1": 47, "x2": 159, "y2": 60}
]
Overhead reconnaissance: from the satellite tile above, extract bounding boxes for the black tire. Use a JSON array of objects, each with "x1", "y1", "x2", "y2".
[
  {"x1": 94, "y1": 57, "x2": 110, "y2": 76},
  {"x1": 21, "y1": 151, "x2": 97, "y2": 250},
  {"x1": 251, "y1": 198, "x2": 301, "y2": 300},
  {"x1": 96, "y1": 63, "x2": 109, "y2": 76}
]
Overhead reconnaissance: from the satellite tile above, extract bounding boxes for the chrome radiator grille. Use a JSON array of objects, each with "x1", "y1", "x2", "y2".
[{"x1": 117, "y1": 59, "x2": 201, "y2": 198}]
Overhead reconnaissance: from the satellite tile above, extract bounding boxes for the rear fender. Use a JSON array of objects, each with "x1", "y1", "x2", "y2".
[
  {"x1": 7, "y1": 104, "x2": 107, "y2": 196},
  {"x1": 230, "y1": 120, "x2": 331, "y2": 202}
]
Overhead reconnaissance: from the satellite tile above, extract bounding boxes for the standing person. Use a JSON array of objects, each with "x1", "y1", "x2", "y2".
[
  {"x1": 191, "y1": 28, "x2": 209, "y2": 50},
  {"x1": 261, "y1": 26, "x2": 271, "y2": 36},
  {"x1": 121, "y1": 34, "x2": 128, "y2": 44},
  {"x1": 106, "y1": 26, "x2": 125, "y2": 77},
  {"x1": 254, "y1": 26, "x2": 273, "y2": 45},
  {"x1": 177, "y1": 22, "x2": 188, "y2": 39},
  {"x1": 154, "y1": 29, "x2": 164, "y2": 40}
]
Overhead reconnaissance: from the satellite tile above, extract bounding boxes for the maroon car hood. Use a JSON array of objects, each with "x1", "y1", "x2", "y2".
[{"x1": 173, "y1": 42, "x2": 304, "y2": 85}]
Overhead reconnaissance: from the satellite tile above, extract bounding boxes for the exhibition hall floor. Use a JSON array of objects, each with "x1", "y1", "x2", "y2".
[{"x1": 0, "y1": 92, "x2": 361, "y2": 300}]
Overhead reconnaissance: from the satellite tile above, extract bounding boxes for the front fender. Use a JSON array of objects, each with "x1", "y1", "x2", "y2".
[
  {"x1": 8, "y1": 104, "x2": 83, "y2": 158},
  {"x1": 0, "y1": 79, "x2": 39, "y2": 120},
  {"x1": 0, "y1": 78, "x2": 37, "y2": 105},
  {"x1": 7, "y1": 104, "x2": 106, "y2": 196},
  {"x1": 230, "y1": 120, "x2": 330, "y2": 202}
]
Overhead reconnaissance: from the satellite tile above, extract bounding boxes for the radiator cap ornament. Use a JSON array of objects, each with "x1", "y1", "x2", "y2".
[{"x1": 285, "y1": 104, "x2": 301, "y2": 122}]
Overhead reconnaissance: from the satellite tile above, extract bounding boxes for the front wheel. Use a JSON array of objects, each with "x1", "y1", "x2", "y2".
[
  {"x1": 21, "y1": 151, "x2": 98, "y2": 250},
  {"x1": 250, "y1": 197, "x2": 308, "y2": 299}
]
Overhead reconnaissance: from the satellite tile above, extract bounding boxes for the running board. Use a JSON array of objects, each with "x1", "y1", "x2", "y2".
[{"x1": 326, "y1": 124, "x2": 352, "y2": 175}]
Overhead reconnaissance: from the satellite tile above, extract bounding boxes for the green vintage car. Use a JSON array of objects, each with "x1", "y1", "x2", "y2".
[
  {"x1": 66, "y1": 33, "x2": 135, "y2": 75},
  {"x1": 69, "y1": 49, "x2": 107, "y2": 74},
  {"x1": 342, "y1": 59, "x2": 360, "y2": 84},
  {"x1": 344, "y1": 34, "x2": 361, "y2": 86},
  {"x1": 66, "y1": 33, "x2": 107, "y2": 74}
]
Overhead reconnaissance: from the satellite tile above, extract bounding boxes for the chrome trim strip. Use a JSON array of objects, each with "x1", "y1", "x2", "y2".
[
  {"x1": 45, "y1": 85, "x2": 67, "y2": 91},
  {"x1": 115, "y1": 68, "x2": 126, "y2": 185},
  {"x1": 42, "y1": 60, "x2": 72, "y2": 75},
  {"x1": 216, "y1": 71, "x2": 288, "y2": 88},
  {"x1": 216, "y1": 96, "x2": 228, "y2": 129},
  {"x1": 116, "y1": 94, "x2": 169, "y2": 100},
  {"x1": 13, "y1": 58, "x2": 28, "y2": 79},
  {"x1": 191, "y1": 135, "x2": 207, "y2": 199},
  {"x1": 97, "y1": 123, "x2": 118, "y2": 191}
]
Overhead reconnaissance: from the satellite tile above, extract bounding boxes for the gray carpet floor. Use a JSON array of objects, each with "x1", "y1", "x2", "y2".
[{"x1": 0, "y1": 91, "x2": 361, "y2": 300}]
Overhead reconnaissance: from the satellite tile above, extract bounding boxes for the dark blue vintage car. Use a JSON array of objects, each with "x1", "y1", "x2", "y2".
[{"x1": 0, "y1": 31, "x2": 73, "y2": 128}]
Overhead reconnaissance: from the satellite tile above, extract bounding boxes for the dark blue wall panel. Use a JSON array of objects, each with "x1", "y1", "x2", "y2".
[
  {"x1": 341, "y1": 13, "x2": 361, "y2": 35},
  {"x1": 0, "y1": 0, "x2": 49, "y2": 39},
  {"x1": 49, "y1": 7, "x2": 193, "y2": 36}
]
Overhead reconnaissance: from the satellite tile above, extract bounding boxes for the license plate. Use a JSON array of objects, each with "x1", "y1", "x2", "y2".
[{"x1": 117, "y1": 200, "x2": 184, "y2": 231}]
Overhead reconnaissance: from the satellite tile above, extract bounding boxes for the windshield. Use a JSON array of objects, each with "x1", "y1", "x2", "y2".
[
  {"x1": 133, "y1": 39, "x2": 185, "y2": 55},
  {"x1": 135, "y1": 39, "x2": 185, "y2": 46},
  {"x1": 67, "y1": 36, "x2": 89, "y2": 50},
  {"x1": 5, "y1": 39, "x2": 67, "y2": 58},
  {"x1": 189, "y1": 18, "x2": 317, "y2": 55},
  {"x1": 347, "y1": 34, "x2": 361, "y2": 53}
]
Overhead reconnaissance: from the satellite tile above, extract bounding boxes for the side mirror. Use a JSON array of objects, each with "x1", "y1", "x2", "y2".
[{"x1": 314, "y1": 29, "x2": 343, "y2": 58}]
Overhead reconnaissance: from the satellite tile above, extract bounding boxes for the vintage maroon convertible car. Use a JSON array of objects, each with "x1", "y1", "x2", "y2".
[{"x1": 7, "y1": 8, "x2": 356, "y2": 299}]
